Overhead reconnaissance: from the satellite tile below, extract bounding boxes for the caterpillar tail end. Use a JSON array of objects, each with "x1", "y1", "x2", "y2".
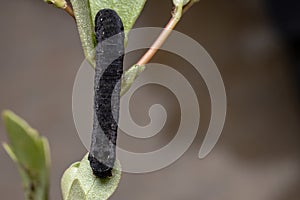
[{"x1": 88, "y1": 153, "x2": 113, "y2": 178}]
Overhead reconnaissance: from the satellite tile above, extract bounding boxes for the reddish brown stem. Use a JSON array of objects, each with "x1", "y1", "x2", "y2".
[
  {"x1": 64, "y1": 4, "x2": 75, "y2": 20},
  {"x1": 137, "y1": 2, "x2": 196, "y2": 66},
  {"x1": 137, "y1": 16, "x2": 179, "y2": 65}
]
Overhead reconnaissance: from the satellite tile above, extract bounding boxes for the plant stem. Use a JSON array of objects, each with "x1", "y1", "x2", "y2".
[
  {"x1": 64, "y1": 4, "x2": 75, "y2": 20},
  {"x1": 183, "y1": 0, "x2": 198, "y2": 14},
  {"x1": 45, "y1": 0, "x2": 75, "y2": 20},
  {"x1": 120, "y1": 1, "x2": 198, "y2": 96},
  {"x1": 136, "y1": 2, "x2": 196, "y2": 66},
  {"x1": 137, "y1": 16, "x2": 179, "y2": 65}
]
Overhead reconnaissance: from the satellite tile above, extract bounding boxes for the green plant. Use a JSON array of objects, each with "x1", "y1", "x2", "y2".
[
  {"x1": 2, "y1": 111, "x2": 50, "y2": 200},
  {"x1": 2, "y1": 0, "x2": 199, "y2": 199}
]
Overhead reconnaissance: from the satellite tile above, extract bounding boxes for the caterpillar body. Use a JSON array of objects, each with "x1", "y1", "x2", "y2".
[{"x1": 88, "y1": 9, "x2": 124, "y2": 178}]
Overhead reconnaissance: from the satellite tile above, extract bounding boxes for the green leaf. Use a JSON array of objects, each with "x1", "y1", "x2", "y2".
[
  {"x1": 61, "y1": 153, "x2": 121, "y2": 200},
  {"x1": 70, "y1": 0, "x2": 96, "y2": 67},
  {"x1": 2, "y1": 110, "x2": 50, "y2": 200}
]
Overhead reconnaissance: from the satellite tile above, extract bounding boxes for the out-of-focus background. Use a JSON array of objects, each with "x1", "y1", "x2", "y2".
[{"x1": 1, "y1": 0, "x2": 300, "y2": 199}]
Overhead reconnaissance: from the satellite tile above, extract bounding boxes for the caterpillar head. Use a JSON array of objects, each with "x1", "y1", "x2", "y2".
[{"x1": 95, "y1": 9, "x2": 124, "y2": 42}]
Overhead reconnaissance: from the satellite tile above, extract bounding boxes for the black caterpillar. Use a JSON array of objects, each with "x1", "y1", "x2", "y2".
[{"x1": 88, "y1": 9, "x2": 124, "y2": 178}]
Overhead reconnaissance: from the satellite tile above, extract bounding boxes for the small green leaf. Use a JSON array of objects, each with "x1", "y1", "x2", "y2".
[
  {"x1": 2, "y1": 110, "x2": 50, "y2": 200},
  {"x1": 61, "y1": 153, "x2": 121, "y2": 200}
]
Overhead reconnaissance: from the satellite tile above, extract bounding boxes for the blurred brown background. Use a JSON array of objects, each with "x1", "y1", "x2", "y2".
[{"x1": 1, "y1": 0, "x2": 300, "y2": 199}]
